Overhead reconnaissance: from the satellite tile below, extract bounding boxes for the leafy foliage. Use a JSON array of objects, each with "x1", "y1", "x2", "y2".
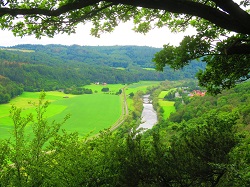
[
  {"x1": 0, "y1": 92, "x2": 69, "y2": 186},
  {"x1": 64, "y1": 86, "x2": 93, "y2": 95},
  {"x1": 101, "y1": 87, "x2": 109, "y2": 92},
  {"x1": 153, "y1": 29, "x2": 250, "y2": 94},
  {"x1": 0, "y1": 80, "x2": 250, "y2": 185},
  {"x1": 167, "y1": 81, "x2": 250, "y2": 125},
  {"x1": 0, "y1": 75, "x2": 23, "y2": 104},
  {"x1": 0, "y1": 45, "x2": 205, "y2": 92},
  {"x1": 0, "y1": 0, "x2": 249, "y2": 93}
]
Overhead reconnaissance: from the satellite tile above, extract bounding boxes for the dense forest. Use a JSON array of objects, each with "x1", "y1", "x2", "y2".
[
  {"x1": 0, "y1": 80, "x2": 250, "y2": 186},
  {"x1": 0, "y1": 45, "x2": 205, "y2": 103},
  {"x1": 0, "y1": 76, "x2": 23, "y2": 103}
]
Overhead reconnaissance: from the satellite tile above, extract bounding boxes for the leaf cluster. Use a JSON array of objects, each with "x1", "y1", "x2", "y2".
[{"x1": 0, "y1": 87, "x2": 250, "y2": 186}]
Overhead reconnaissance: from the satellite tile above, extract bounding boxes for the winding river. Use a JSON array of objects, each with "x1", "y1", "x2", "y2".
[{"x1": 137, "y1": 94, "x2": 158, "y2": 132}]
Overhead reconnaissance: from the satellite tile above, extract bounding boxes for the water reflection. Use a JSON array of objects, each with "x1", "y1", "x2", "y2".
[{"x1": 137, "y1": 95, "x2": 158, "y2": 133}]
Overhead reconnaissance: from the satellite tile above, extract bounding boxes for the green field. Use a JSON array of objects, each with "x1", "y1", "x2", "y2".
[
  {"x1": 115, "y1": 67, "x2": 126, "y2": 70},
  {"x1": 0, "y1": 91, "x2": 122, "y2": 139},
  {"x1": 143, "y1": 68, "x2": 155, "y2": 71},
  {"x1": 158, "y1": 91, "x2": 169, "y2": 99},
  {"x1": 84, "y1": 81, "x2": 161, "y2": 96},
  {"x1": 83, "y1": 83, "x2": 126, "y2": 94},
  {"x1": 158, "y1": 88, "x2": 177, "y2": 99},
  {"x1": 49, "y1": 94, "x2": 121, "y2": 136},
  {"x1": 126, "y1": 81, "x2": 161, "y2": 94},
  {"x1": 0, "y1": 48, "x2": 35, "y2": 53},
  {"x1": 158, "y1": 90, "x2": 176, "y2": 119},
  {"x1": 158, "y1": 100, "x2": 176, "y2": 119},
  {"x1": 84, "y1": 81, "x2": 162, "y2": 112},
  {"x1": 0, "y1": 81, "x2": 163, "y2": 139}
]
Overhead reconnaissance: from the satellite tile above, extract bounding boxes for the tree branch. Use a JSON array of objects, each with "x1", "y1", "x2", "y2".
[
  {"x1": 0, "y1": 0, "x2": 249, "y2": 35},
  {"x1": 212, "y1": 0, "x2": 250, "y2": 31},
  {"x1": 107, "y1": 0, "x2": 250, "y2": 34},
  {"x1": 0, "y1": 0, "x2": 100, "y2": 17},
  {"x1": 226, "y1": 44, "x2": 250, "y2": 55},
  {"x1": 69, "y1": 2, "x2": 116, "y2": 24}
]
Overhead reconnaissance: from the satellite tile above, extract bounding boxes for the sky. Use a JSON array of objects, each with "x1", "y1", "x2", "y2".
[
  {"x1": 0, "y1": 0, "x2": 244, "y2": 48},
  {"x1": 0, "y1": 22, "x2": 194, "y2": 48}
]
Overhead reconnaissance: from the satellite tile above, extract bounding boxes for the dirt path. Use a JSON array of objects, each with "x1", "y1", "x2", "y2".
[{"x1": 110, "y1": 87, "x2": 128, "y2": 131}]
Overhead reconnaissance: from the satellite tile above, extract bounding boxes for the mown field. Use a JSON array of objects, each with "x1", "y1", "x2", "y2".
[
  {"x1": 0, "y1": 81, "x2": 163, "y2": 139},
  {"x1": 158, "y1": 90, "x2": 176, "y2": 119},
  {"x1": 85, "y1": 81, "x2": 162, "y2": 111},
  {"x1": 0, "y1": 91, "x2": 122, "y2": 139},
  {"x1": 126, "y1": 81, "x2": 161, "y2": 93},
  {"x1": 83, "y1": 83, "x2": 125, "y2": 94}
]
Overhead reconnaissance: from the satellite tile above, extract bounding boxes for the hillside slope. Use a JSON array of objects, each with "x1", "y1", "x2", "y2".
[{"x1": 0, "y1": 45, "x2": 205, "y2": 103}]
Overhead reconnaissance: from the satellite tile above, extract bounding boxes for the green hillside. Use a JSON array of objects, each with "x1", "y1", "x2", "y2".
[{"x1": 0, "y1": 45, "x2": 205, "y2": 103}]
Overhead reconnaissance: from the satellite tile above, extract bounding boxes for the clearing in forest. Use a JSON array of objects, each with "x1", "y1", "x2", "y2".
[{"x1": 158, "y1": 90, "x2": 176, "y2": 119}]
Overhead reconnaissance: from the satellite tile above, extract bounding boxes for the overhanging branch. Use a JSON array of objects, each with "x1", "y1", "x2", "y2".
[
  {"x1": 69, "y1": 2, "x2": 116, "y2": 24},
  {"x1": 0, "y1": 0, "x2": 101, "y2": 17},
  {"x1": 107, "y1": 0, "x2": 250, "y2": 34},
  {"x1": 0, "y1": 0, "x2": 249, "y2": 35},
  {"x1": 212, "y1": 0, "x2": 250, "y2": 31}
]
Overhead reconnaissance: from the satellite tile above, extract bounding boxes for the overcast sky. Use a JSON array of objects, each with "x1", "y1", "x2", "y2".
[{"x1": 0, "y1": 22, "x2": 196, "y2": 48}]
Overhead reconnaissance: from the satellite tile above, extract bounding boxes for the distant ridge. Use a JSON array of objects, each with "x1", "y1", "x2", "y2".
[{"x1": 0, "y1": 44, "x2": 205, "y2": 94}]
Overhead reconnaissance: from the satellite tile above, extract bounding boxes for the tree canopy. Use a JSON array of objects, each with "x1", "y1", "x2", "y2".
[
  {"x1": 1, "y1": 83, "x2": 250, "y2": 186},
  {"x1": 0, "y1": 0, "x2": 250, "y2": 93}
]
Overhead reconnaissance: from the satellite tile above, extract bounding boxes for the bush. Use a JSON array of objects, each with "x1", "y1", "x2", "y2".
[{"x1": 101, "y1": 87, "x2": 109, "y2": 92}]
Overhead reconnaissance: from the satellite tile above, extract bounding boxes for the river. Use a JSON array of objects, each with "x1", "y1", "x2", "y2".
[{"x1": 137, "y1": 94, "x2": 158, "y2": 133}]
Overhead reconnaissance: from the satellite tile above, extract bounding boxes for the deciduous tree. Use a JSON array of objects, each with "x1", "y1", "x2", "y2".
[{"x1": 1, "y1": 0, "x2": 249, "y2": 93}]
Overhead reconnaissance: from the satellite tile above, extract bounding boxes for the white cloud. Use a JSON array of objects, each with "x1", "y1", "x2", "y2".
[{"x1": 0, "y1": 22, "x2": 195, "y2": 48}]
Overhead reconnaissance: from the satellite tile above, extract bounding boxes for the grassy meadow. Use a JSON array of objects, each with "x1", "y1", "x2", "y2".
[
  {"x1": 0, "y1": 81, "x2": 163, "y2": 139},
  {"x1": 83, "y1": 83, "x2": 125, "y2": 94},
  {"x1": 158, "y1": 91, "x2": 169, "y2": 99},
  {"x1": 158, "y1": 90, "x2": 176, "y2": 119},
  {"x1": 0, "y1": 91, "x2": 122, "y2": 139},
  {"x1": 83, "y1": 81, "x2": 161, "y2": 96},
  {"x1": 84, "y1": 81, "x2": 162, "y2": 111},
  {"x1": 143, "y1": 68, "x2": 155, "y2": 71},
  {"x1": 126, "y1": 81, "x2": 161, "y2": 94},
  {"x1": 50, "y1": 94, "x2": 122, "y2": 136}
]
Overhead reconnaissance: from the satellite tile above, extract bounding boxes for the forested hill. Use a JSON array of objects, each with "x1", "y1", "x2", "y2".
[
  {"x1": 1, "y1": 44, "x2": 206, "y2": 70},
  {"x1": 3, "y1": 44, "x2": 161, "y2": 68},
  {"x1": 0, "y1": 44, "x2": 205, "y2": 103}
]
